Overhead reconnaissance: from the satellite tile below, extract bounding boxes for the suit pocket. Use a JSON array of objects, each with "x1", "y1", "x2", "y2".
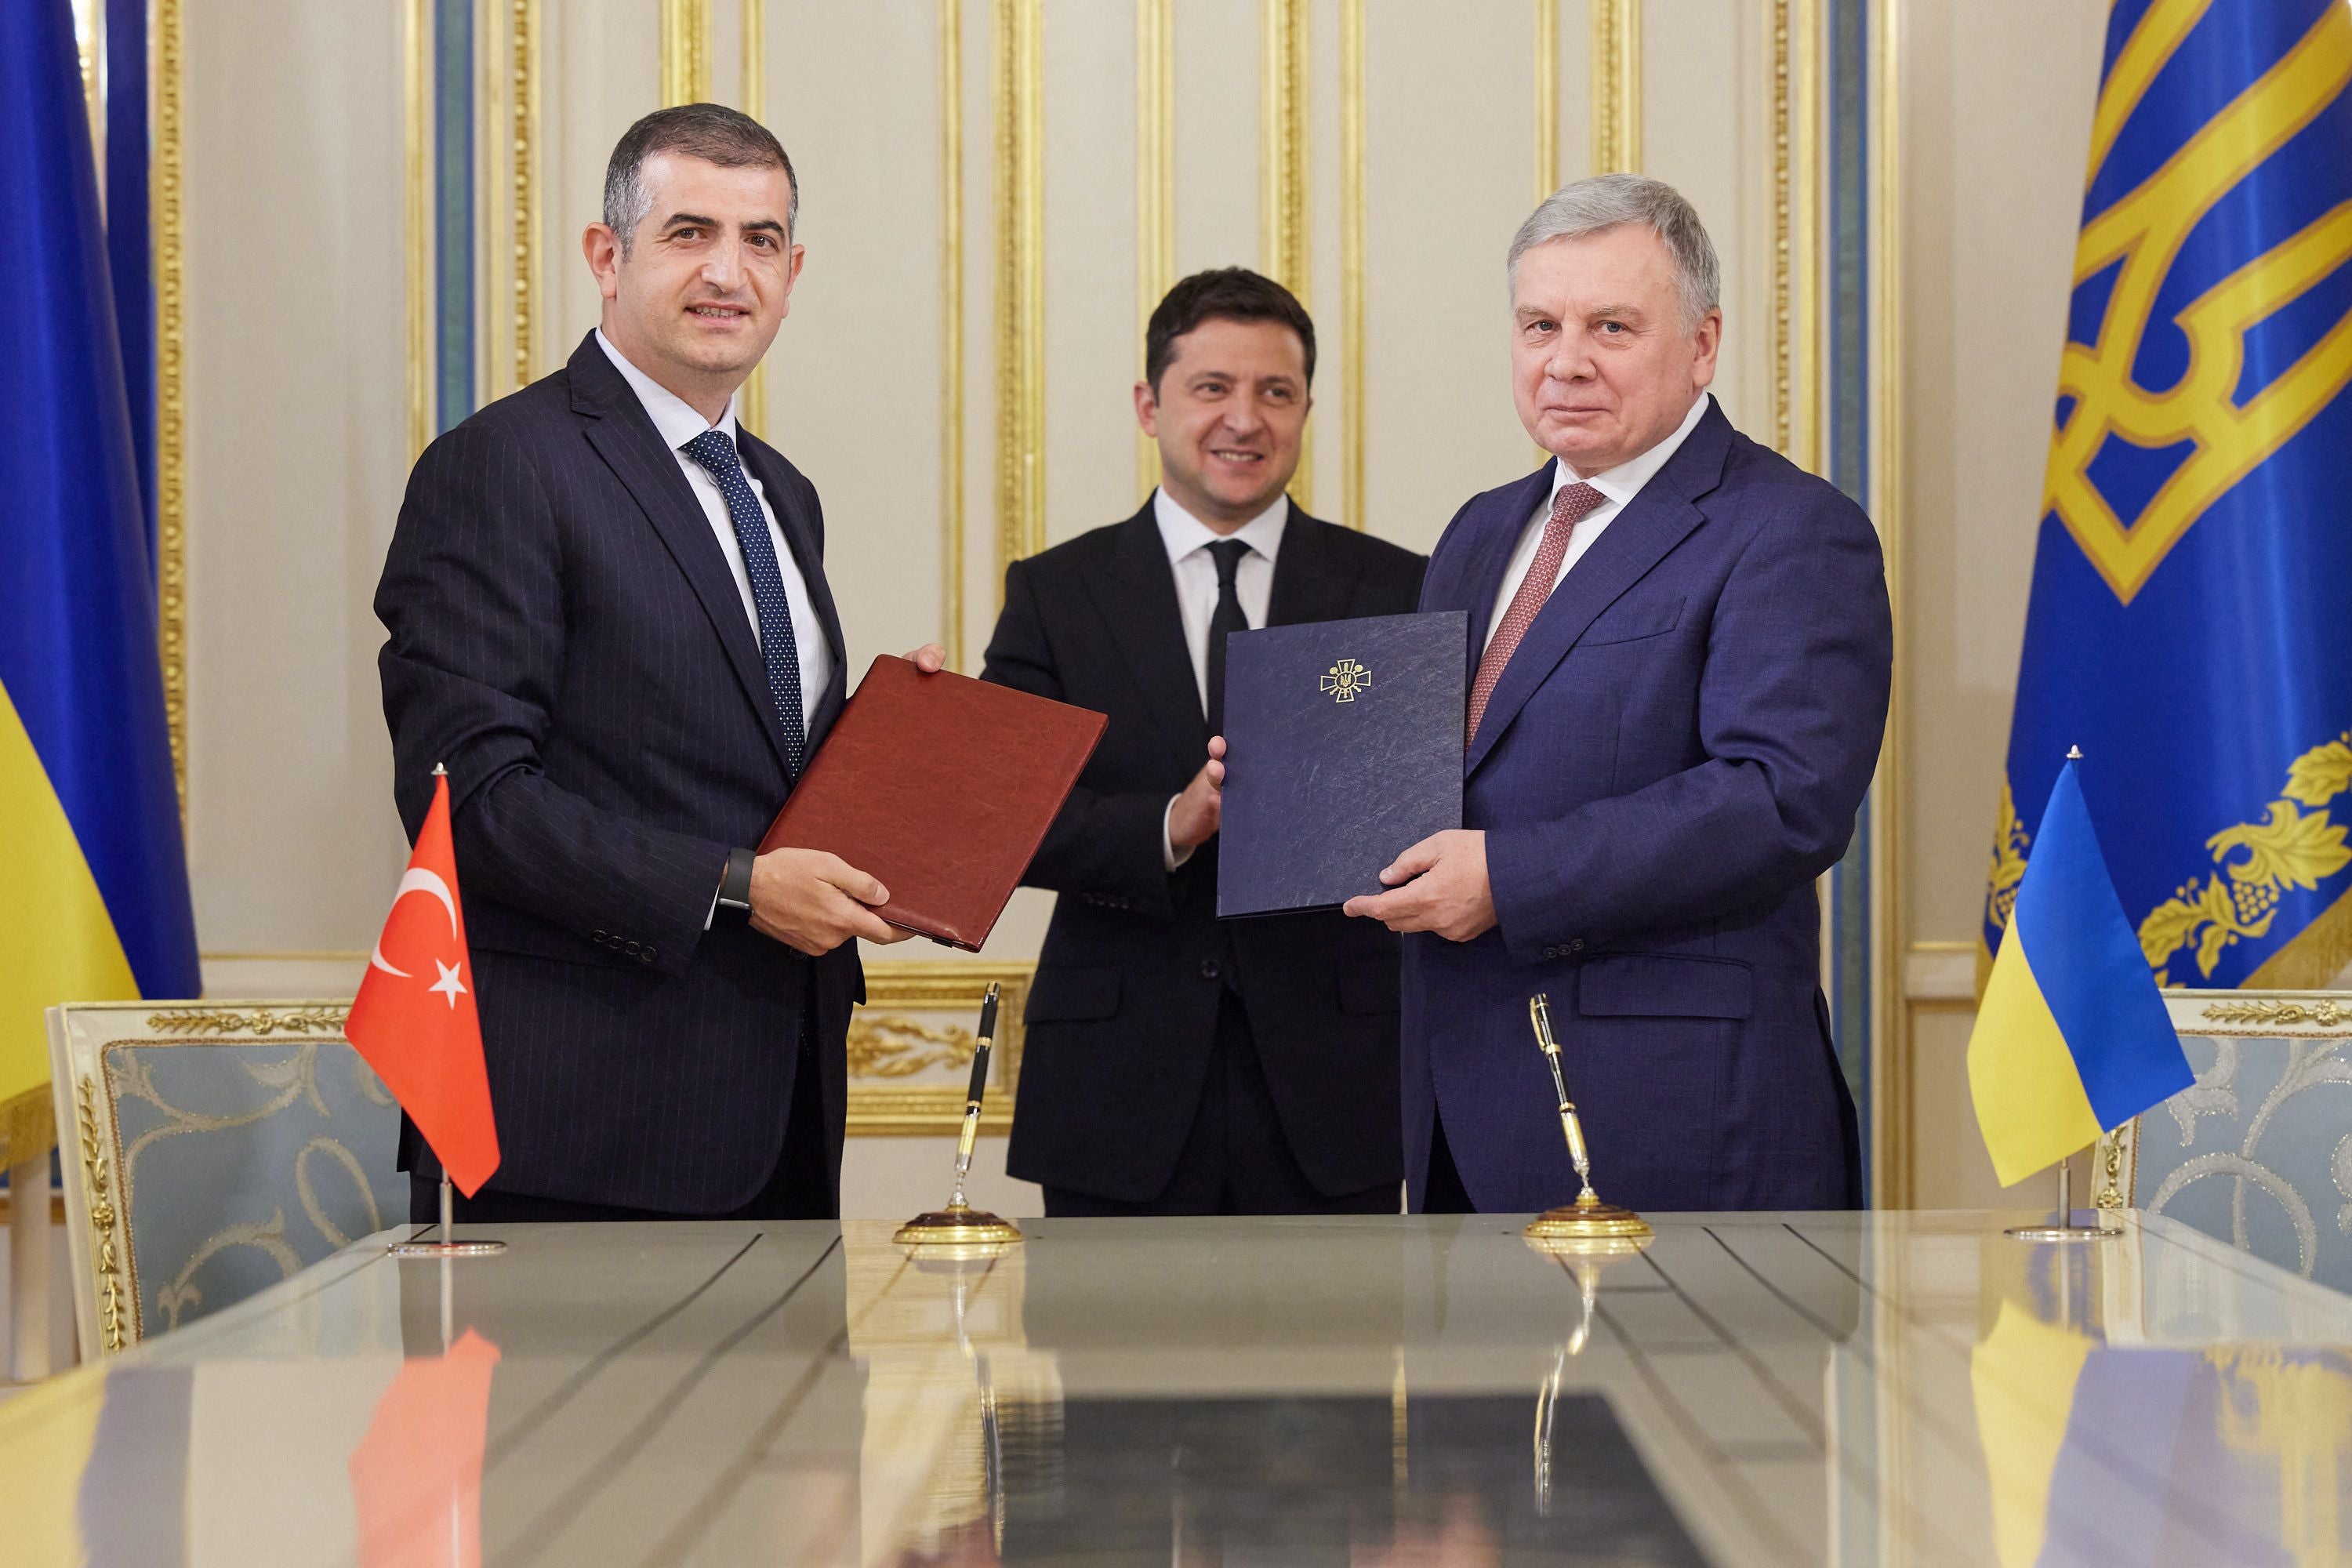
[
  {"x1": 1024, "y1": 966, "x2": 1123, "y2": 1023},
  {"x1": 1578, "y1": 594, "x2": 1685, "y2": 648},
  {"x1": 1576, "y1": 953, "x2": 1753, "y2": 1019},
  {"x1": 1336, "y1": 961, "x2": 1401, "y2": 1016}
]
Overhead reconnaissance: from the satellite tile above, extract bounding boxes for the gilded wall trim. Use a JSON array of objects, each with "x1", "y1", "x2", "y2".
[
  {"x1": 1534, "y1": 0, "x2": 1560, "y2": 201},
  {"x1": 1590, "y1": 0, "x2": 1641, "y2": 174},
  {"x1": 939, "y1": 0, "x2": 966, "y2": 666},
  {"x1": 1258, "y1": 0, "x2": 1310, "y2": 511},
  {"x1": 1769, "y1": 0, "x2": 1792, "y2": 457},
  {"x1": 1868, "y1": 0, "x2": 1907, "y2": 1209},
  {"x1": 1340, "y1": 0, "x2": 1366, "y2": 530},
  {"x1": 405, "y1": 0, "x2": 432, "y2": 460},
  {"x1": 993, "y1": 0, "x2": 1045, "y2": 579},
  {"x1": 847, "y1": 961, "x2": 1033, "y2": 1134},
  {"x1": 1795, "y1": 0, "x2": 1824, "y2": 475},
  {"x1": 1136, "y1": 0, "x2": 1174, "y2": 504},
  {"x1": 154, "y1": 0, "x2": 187, "y2": 812},
  {"x1": 506, "y1": 0, "x2": 540, "y2": 396},
  {"x1": 660, "y1": 0, "x2": 712, "y2": 107},
  {"x1": 738, "y1": 0, "x2": 768, "y2": 438}
]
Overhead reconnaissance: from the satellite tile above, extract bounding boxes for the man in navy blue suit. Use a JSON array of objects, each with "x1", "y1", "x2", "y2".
[
  {"x1": 1344, "y1": 175, "x2": 1892, "y2": 1214},
  {"x1": 377, "y1": 105, "x2": 939, "y2": 1222}
]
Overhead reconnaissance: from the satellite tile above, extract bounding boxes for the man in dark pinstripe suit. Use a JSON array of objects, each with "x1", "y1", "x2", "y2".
[{"x1": 376, "y1": 104, "x2": 938, "y2": 1223}]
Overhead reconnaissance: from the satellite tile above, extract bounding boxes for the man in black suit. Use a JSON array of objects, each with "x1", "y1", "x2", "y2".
[
  {"x1": 376, "y1": 104, "x2": 938, "y2": 1222},
  {"x1": 982, "y1": 269, "x2": 1426, "y2": 1216}
]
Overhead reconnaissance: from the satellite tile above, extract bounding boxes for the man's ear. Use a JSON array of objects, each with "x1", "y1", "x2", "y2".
[
  {"x1": 1133, "y1": 379, "x2": 1160, "y2": 438},
  {"x1": 583, "y1": 223, "x2": 622, "y2": 303}
]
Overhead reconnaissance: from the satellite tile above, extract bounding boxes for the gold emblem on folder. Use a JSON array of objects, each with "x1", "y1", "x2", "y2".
[{"x1": 1321, "y1": 659, "x2": 1371, "y2": 703}]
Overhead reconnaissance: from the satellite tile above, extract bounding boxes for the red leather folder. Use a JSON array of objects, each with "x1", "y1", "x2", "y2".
[{"x1": 758, "y1": 656, "x2": 1106, "y2": 951}]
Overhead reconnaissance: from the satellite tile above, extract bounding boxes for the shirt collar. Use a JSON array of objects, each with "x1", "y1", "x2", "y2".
[
  {"x1": 596, "y1": 327, "x2": 739, "y2": 453},
  {"x1": 1152, "y1": 487, "x2": 1290, "y2": 569},
  {"x1": 1551, "y1": 390, "x2": 1712, "y2": 510}
]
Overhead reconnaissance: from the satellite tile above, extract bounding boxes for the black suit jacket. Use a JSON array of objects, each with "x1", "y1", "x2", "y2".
[
  {"x1": 981, "y1": 503, "x2": 1427, "y2": 1200},
  {"x1": 374, "y1": 332, "x2": 861, "y2": 1214}
]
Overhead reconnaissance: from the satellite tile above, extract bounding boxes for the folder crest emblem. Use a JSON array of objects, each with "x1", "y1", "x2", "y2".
[{"x1": 1321, "y1": 659, "x2": 1371, "y2": 703}]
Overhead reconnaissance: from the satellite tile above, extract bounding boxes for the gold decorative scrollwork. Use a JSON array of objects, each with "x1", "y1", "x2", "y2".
[
  {"x1": 74, "y1": 1076, "x2": 129, "y2": 1352},
  {"x1": 1983, "y1": 777, "x2": 2031, "y2": 938},
  {"x1": 143, "y1": 1006, "x2": 350, "y2": 1037},
  {"x1": 2199, "y1": 999, "x2": 2349, "y2": 1030},
  {"x1": 2140, "y1": 735, "x2": 2352, "y2": 982},
  {"x1": 848, "y1": 1015, "x2": 983, "y2": 1080}
]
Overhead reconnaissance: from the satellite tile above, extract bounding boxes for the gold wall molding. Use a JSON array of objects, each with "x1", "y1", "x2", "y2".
[
  {"x1": 848, "y1": 961, "x2": 1032, "y2": 1134},
  {"x1": 993, "y1": 0, "x2": 1045, "y2": 579},
  {"x1": 1869, "y1": 0, "x2": 1907, "y2": 1210},
  {"x1": 1259, "y1": 0, "x2": 1311, "y2": 513},
  {"x1": 1590, "y1": 0, "x2": 1641, "y2": 174},
  {"x1": 661, "y1": 0, "x2": 712, "y2": 107},
  {"x1": 1340, "y1": 0, "x2": 1365, "y2": 530},
  {"x1": 1769, "y1": 0, "x2": 1792, "y2": 456},
  {"x1": 1534, "y1": 0, "x2": 1560, "y2": 201},
  {"x1": 155, "y1": 0, "x2": 187, "y2": 813},
  {"x1": 940, "y1": 0, "x2": 966, "y2": 666},
  {"x1": 404, "y1": 0, "x2": 431, "y2": 460},
  {"x1": 506, "y1": 0, "x2": 540, "y2": 397},
  {"x1": 1795, "y1": 0, "x2": 1824, "y2": 474},
  {"x1": 738, "y1": 0, "x2": 768, "y2": 437},
  {"x1": 1135, "y1": 0, "x2": 1174, "y2": 503}
]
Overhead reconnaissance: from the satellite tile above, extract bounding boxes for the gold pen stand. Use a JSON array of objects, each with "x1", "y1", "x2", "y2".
[
  {"x1": 1522, "y1": 993, "x2": 1653, "y2": 1250},
  {"x1": 895, "y1": 1201, "x2": 1022, "y2": 1254}
]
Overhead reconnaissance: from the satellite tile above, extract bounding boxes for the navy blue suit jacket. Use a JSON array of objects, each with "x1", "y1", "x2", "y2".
[
  {"x1": 1406, "y1": 398, "x2": 1890, "y2": 1214},
  {"x1": 375, "y1": 332, "x2": 859, "y2": 1214}
]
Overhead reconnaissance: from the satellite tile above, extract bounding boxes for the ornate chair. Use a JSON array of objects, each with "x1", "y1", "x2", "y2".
[
  {"x1": 45, "y1": 1000, "x2": 403, "y2": 1356},
  {"x1": 2100, "y1": 989, "x2": 2352, "y2": 1295}
]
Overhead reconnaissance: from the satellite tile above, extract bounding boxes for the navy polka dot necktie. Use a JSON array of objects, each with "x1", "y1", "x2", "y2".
[{"x1": 682, "y1": 428, "x2": 807, "y2": 775}]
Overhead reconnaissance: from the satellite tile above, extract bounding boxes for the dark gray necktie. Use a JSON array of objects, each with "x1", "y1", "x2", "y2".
[
  {"x1": 681, "y1": 428, "x2": 807, "y2": 775},
  {"x1": 1203, "y1": 538, "x2": 1252, "y2": 737}
]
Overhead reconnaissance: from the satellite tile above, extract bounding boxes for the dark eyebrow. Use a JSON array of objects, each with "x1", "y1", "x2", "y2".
[
  {"x1": 739, "y1": 218, "x2": 786, "y2": 238},
  {"x1": 658, "y1": 212, "x2": 720, "y2": 231}
]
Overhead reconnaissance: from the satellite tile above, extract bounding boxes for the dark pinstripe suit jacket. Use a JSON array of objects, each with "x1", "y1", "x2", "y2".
[{"x1": 375, "y1": 331, "x2": 858, "y2": 1214}]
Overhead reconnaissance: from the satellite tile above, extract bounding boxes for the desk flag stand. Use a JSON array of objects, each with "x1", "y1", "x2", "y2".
[
  {"x1": 2004, "y1": 1144, "x2": 2117, "y2": 1243},
  {"x1": 1521, "y1": 994, "x2": 1653, "y2": 1247},
  {"x1": 896, "y1": 982, "x2": 1022, "y2": 1254},
  {"x1": 390, "y1": 1178, "x2": 507, "y2": 1258}
]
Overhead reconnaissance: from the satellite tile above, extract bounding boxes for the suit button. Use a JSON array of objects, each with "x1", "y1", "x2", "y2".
[
  {"x1": 593, "y1": 929, "x2": 608, "y2": 943},
  {"x1": 624, "y1": 939, "x2": 640, "y2": 956},
  {"x1": 642, "y1": 946, "x2": 657, "y2": 964},
  {"x1": 1199, "y1": 959, "x2": 1220, "y2": 982},
  {"x1": 1566, "y1": 938, "x2": 1585, "y2": 954}
]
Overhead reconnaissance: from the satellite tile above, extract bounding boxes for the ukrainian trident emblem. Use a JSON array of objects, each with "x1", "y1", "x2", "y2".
[{"x1": 1321, "y1": 659, "x2": 1371, "y2": 703}]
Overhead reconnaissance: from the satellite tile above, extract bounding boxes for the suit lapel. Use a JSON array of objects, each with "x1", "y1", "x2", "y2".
[
  {"x1": 1265, "y1": 507, "x2": 1356, "y2": 629},
  {"x1": 1092, "y1": 506, "x2": 1211, "y2": 771},
  {"x1": 568, "y1": 335, "x2": 801, "y2": 778},
  {"x1": 739, "y1": 432, "x2": 852, "y2": 749},
  {"x1": 1463, "y1": 408, "x2": 1733, "y2": 779}
]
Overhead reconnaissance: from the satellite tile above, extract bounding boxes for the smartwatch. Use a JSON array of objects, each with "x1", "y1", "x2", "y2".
[{"x1": 716, "y1": 846, "x2": 757, "y2": 918}]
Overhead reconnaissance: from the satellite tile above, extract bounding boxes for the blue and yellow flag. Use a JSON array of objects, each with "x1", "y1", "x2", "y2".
[
  {"x1": 1984, "y1": 0, "x2": 2352, "y2": 992},
  {"x1": 0, "y1": 0, "x2": 201, "y2": 1149},
  {"x1": 1972, "y1": 761, "x2": 2193, "y2": 1185}
]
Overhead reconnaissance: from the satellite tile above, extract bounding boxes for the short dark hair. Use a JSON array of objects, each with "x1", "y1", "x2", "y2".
[
  {"x1": 1144, "y1": 268, "x2": 1316, "y2": 392},
  {"x1": 604, "y1": 103, "x2": 798, "y2": 254}
]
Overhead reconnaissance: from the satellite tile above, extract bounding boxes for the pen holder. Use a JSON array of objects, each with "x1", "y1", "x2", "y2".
[
  {"x1": 1521, "y1": 993, "x2": 1653, "y2": 1250},
  {"x1": 897, "y1": 983, "x2": 1024, "y2": 1255}
]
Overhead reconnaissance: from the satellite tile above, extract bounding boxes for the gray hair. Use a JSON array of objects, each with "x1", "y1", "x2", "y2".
[
  {"x1": 1508, "y1": 174, "x2": 1720, "y2": 331},
  {"x1": 604, "y1": 103, "x2": 799, "y2": 256}
]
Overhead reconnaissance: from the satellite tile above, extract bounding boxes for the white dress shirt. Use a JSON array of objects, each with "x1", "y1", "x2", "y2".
[
  {"x1": 595, "y1": 329, "x2": 833, "y2": 711},
  {"x1": 1483, "y1": 391, "x2": 1712, "y2": 652},
  {"x1": 1152, "y1": 487, "x2": 1288, "y2": 869}
]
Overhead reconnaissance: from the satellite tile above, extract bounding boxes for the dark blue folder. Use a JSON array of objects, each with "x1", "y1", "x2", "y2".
[{"x1": 1217, "y1": 611, "x2": 1467, "y2": 917}]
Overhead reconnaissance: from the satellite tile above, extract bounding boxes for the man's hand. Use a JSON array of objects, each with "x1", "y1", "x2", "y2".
[
  {"x1": 1169, "y1": 735, "x2": 1226, "y2": 851},
  {"x1": 905, "y1": 643, "x2": 948, "y2": 673},
  {"x1": 747, "y1": 847, "x2": 913, "y2": 955},
  {"x1": 1342, "y1": 829, "x2": 1497, "y2": 942}
]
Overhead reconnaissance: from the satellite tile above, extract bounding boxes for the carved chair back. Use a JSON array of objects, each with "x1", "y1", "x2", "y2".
[
  {"x1": 45, "y1": 1000, "x2": 401, "y2": 1356},
  {"x1": 2100, "y1": 990, "x2": 2352, "y2": 1294}
]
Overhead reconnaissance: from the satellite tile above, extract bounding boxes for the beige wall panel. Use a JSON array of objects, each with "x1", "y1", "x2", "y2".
[
  {"x1": 1902, "y1": 0, "x2": 2103, "y2": 945},
  {"x1": 539, "y1": 0, "x2": 660, "y2": 376},
  {"x1": 1639, "y1": 0, "x2": 1769, "y2": 436},
  {"x1": 183, "y1": 0, "x2": 410, "y2": 959},
  {"x1": 1172, "y1": 0, "x2": 1259, "y2": 281},
  {"x1": 764, "y1": 2, "x2": 945, "y2": 668},
  {"x1": 1041, "y1": 0, "x2": 1144, "y2": 546},
  {"x1": 1359, "y1": 8, "x2": 1546, "y2": 551}
]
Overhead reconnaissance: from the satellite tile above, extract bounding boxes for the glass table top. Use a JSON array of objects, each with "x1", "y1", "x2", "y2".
[{"x1": 3, "y1": 1208, "x2": 2348, "y2": 1566}]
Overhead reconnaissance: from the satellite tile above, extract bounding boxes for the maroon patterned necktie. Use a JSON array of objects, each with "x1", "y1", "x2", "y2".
[{"x1": 1465, "y1": 481, "x2": 1606, "y2": 748}]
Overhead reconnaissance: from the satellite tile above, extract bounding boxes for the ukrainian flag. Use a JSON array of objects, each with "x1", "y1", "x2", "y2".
[
  {"x1": 1984, "y1": 0, "x2": 2352, "y2": 992},
  {"x1": 1973, "y1": 761, "x2": 2193, "y2": 1185},
  {"x1": 0, "y1": 0, "x2": 201, "y2": 1149}
]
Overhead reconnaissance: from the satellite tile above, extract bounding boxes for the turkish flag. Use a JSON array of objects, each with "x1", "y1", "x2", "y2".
[{"x1": 347, "y1": 770, "x2": 500, "y2": 1196}]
